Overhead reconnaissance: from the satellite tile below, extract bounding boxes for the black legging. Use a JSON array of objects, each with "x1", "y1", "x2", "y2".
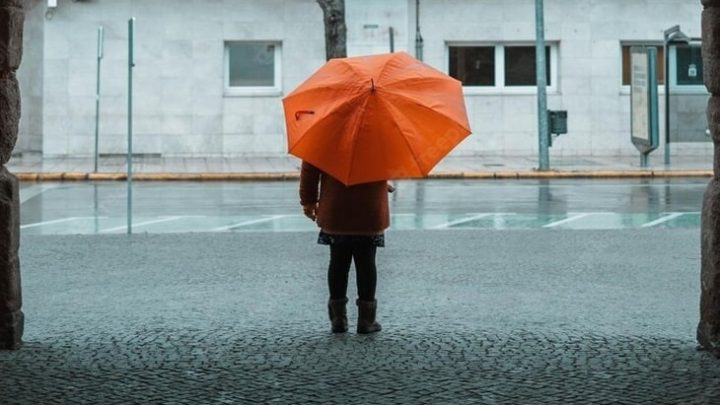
[{"x1": 328, "y1": 241, "x2": 377, "y2": 301}]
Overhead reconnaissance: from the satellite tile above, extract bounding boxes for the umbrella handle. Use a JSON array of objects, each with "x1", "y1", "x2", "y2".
[{"x1": 295, "y1": 110, "x2": 315, "y2": 120}]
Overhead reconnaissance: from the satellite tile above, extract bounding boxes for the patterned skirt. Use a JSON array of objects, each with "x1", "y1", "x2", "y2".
[{"x1": 317, "y1": 231, "x2": 385, "y2": 247}]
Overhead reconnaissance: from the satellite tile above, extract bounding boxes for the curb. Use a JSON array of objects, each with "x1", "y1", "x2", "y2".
[{"x1": 13, "y1": 170, "x2": 714, "y2": 182}]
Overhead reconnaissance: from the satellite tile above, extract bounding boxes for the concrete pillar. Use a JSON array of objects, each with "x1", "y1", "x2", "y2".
[
  {"x1": 0, "y1": 0, "x2": 24, "y2": 351},
  {"x1": 698, "y1": 0, "x2": 720, "y2": 356}
]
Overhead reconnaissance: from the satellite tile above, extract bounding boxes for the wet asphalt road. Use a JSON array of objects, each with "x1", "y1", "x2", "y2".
[{"x1": 18, "y1": 178, "x2": 709, "y2": 224}]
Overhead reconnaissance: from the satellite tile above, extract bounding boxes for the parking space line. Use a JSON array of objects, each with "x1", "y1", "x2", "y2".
[
  {"x1": 101, "y1": 216, "x2": 184, "y2": 233},
  {"x1": 543, "y1": 213, "x2": 593, "y2": 228},
  {"x1": 20, "y1": 184, "x2": 59, "y2": 204},
  {"x1": 641, "y1": 213, "x2": 684, "y2": 228},
  {"x1": 21, "y1": 217, "x2": 86, "y2": 229},
  {"x1": 212, "y1": 215, "x2": 289, "y2": 231},
  {"x1": 18, "y1": 211, "x2": 703, "y2": 234},
  {"x1": 432, "y1": 213, "x2": 495, "y2": 229}
]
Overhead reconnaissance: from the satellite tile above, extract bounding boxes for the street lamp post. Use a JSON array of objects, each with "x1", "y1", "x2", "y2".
[
  {"x1": 535, "y1": 0, "x2": 549, "y2": 171},
  {"x1": 94, "y1": 26, "x2": 104, "y2": 173},
  {"x1": 127, "y1": 18, "x2": 135, "y2": 235}
]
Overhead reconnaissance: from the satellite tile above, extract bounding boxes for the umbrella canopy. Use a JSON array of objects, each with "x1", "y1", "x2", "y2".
[{"x1": 283, "y1": 52, "x2": 471, "y2": 186}]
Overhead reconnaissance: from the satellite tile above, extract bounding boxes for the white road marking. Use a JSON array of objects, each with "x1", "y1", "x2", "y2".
[
  {"x1": 432, "y1": 213, "x2": 495, "y2": 229},
  {"x1": 101, "y1": 216, "x2": 184, "y2": 233},
  {"x1": 17, "y1": 211, "x2": 703, "y2": 234},
  {"x1": 212, "y1": 215, "x2": 289, "y2": 231},
  {"x1": 20, "y1": 185, "x2": 59, "y2": 204},
  {"x1": 640, "y1": 213, "x2": 684, "y2": 228},
  {"x1": 542, "y1": 213, "x2": 593, "y2": 228},
  {"x1": 21, "y1": 217, "x2": 85, "y2": 229}
]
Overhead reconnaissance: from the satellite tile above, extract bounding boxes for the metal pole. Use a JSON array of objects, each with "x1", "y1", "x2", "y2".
[
  {"x1": 535, "y1": 0, "x2": 549, "y2": 171},
  {"x1": 94, "y1": 184, "x2": 100, "y2": 234},
  {"x1": 94, "y1": 26, "x2": 104, "y2": 173},
  {"x1": 389, "y1": 26, "x2": 394, "y2": 53},
  {"x1": 662, "y1": 26, "x2": 688, "y2": 166},
  {"x1": 664, "y1": 40, "x2": 671, "y2": 166},
  {"x1": 127, "y1": 18, "x2": 135, "y2": 235},
  {"x1": 415, "y1": 0, "x2": 423, "y2": 61},
  {"x1": 663, "y1": 26, "x2": 678, "y2": 166},
  {"x1": 647, "y1": 47, "x2": 660, "y2": 168}
]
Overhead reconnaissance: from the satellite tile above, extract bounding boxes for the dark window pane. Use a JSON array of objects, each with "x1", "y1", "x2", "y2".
[
  {"x1": 448, "y1": 46, "x2": 494, "y2": 86},
  {"x1": 676, "y1": 45, "x2": 703, "y2": 86},
  {"x1": 504, "y1": 46, "x2": 551, "y2": 86},
  {"x1": 228, "y1": 43, "x2": 275, "y2": 87},
  {"x1": 622, "y1": 45, "x2": 665, "y2": 85}
]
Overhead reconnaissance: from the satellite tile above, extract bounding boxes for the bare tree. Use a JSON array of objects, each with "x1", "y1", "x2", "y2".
[{"x1": 316, "y1": 0, "x2": 347, "y2": 60}]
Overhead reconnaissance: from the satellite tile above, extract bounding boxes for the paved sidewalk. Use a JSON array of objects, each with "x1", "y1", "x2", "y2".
[
  {"x1": 2, "y1": 229, "x2": 720, "y2": 404},
  {"x1": 6, "y1": 154, "x2": 715, "y2": 180}
]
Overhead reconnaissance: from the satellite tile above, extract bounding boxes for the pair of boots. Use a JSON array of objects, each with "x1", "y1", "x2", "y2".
[{"x1": 328, "y1": 297, "x2": 381, "y2": 334}]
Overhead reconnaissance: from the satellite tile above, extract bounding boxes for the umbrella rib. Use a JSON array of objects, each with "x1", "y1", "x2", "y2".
[
  {"x1": 345, "y1": 96, "x2": 373, "y2": 183},
  {"x1": 382, "y1": 76, "x2": 461, "y2": 89},
  {"x1": 375, "y1": 56, "x2": 396, "y2": 86},
  {"x1": 287, "y1": 91, "x2": 368, "y2": 154},
  {"x1": 381, "y1": 90, "x2": 472, "y2": 134},
  {"x1": 377, "y1": 98, "x2": 425, "y2": 176},
  {"x1": 286, "y1": 81, "x2": 367, "y2": 98}
]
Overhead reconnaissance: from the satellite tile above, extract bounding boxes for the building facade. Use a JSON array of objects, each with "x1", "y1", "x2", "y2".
[{"x1": 16, "y1": 0, "x2": 709, "y2": 158}]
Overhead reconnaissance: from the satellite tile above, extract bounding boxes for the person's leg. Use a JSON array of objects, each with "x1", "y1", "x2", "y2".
[
  {"x1": 353, "y1": 240, "x2": 381, "y2": 334},
  {"x1": 352, "y1": 242, "x2": 377, "y2": 301},
  {"x1": 327, "y1": 243, "x2": 353, "y2": 333},
  {"x1": 328, "y1": 244, "x2": 353, "y2": 299}
]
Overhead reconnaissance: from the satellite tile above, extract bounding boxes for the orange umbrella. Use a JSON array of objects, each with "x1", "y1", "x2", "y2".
[{"x1": 283, "y1": 52, "x2": 471, "y2": 186}]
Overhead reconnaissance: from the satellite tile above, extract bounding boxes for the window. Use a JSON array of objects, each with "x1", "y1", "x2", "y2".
[
  {"x1": 621, "y1": 44, "x2": 665, "y2": 85},
  {"x1": 449, "y1": 46, "x2": 495, "y2": 86},
  {"x1": 671, "y1": 44, "x2": 704, "y2": 87},
  {"x1": 447, "y1": 44, "x2": 557, "y2": 93},
  {"x1": 504, "y1": 46, "x2": 550, "y2": 86},
  {"x1": 225, "y1": 41, "x2": 281, "y2": 95}
]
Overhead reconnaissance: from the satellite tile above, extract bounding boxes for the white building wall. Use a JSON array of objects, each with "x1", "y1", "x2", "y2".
[
  {"x1": 346, "y1": 0, "x2": 410, "y2": 56},
  {"x1": 16, "y1": 0, "x2": 709, "y2": 158},
  {"x1": 16, "y1": 0, "x2": 45, "y2": 155},
  {"x1": 419, "y1": 0, "x2": 705, "y2": 157},
  {"x1": 30, "y1": 0, "x2": 326, "y2": 157}
]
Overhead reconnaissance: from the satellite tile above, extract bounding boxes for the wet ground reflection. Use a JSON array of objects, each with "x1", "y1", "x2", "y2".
[{"x1": 18, "y1": 178, "x2": 708, "y2": 234}]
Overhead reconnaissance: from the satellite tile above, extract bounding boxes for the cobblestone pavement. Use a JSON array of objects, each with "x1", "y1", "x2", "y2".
[
  {"x1": 2, "y1": 230, "x2": 720, "y2": 404},
  {"x1": 3, "y1": 326, "x2": 720, "y2": 404}
]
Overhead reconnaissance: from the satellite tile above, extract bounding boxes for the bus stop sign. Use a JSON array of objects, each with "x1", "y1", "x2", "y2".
[{"x1": 630, "y1": 46, "x2": 660, "y2": 155}]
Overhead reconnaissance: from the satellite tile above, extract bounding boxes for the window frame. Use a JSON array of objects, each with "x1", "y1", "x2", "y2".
[
  {"x1": 620, "y1": 41, "x2": 665, "y2": 94},
  {"x1": 668, "y1": 43, "x2": 707, "y2": 94},
  {"x1": 445, "y1": 42, "x2": 559, "y2": 95},
  {"x1": 224, "y1": 40, "x2": 282, "y2": 97}
]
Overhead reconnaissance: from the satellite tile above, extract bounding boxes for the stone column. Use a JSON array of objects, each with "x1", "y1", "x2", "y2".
[
  {"x1": 698, "y1": 0, "x2": 720, "y2": 356},
  {"x1": 0, "y1": 0, "x2": 24, "y2": 351}
]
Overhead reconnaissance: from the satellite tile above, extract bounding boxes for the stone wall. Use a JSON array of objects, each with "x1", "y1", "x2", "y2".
[
  {"x1": 0, "y1": 0, "x2": 24, "y2": 350},
  {"x1": 697, "y1": 0, "x2": 720, "y2": 356}
]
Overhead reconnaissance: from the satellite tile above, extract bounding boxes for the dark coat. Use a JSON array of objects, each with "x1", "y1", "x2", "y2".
[{"x1": 299, "y1": 161, "x2": 390, "y2": 235}]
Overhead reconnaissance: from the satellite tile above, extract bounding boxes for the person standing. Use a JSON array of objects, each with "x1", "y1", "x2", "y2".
[{"x1": 299, "y1": 161, "x2": 393, "y2": 334}]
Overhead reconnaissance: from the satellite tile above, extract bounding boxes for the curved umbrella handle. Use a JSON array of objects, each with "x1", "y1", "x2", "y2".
[{"x1": 295, "y1": 110, "x2": 315, "y2": 120}]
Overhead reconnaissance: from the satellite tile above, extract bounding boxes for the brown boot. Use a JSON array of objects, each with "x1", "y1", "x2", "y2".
[
  {"x1": 328, "y1": 298, "x2": 348, "y2": 333},
  {"x1": 356, "y1": 299, "x2": 382, "y2": 334}
]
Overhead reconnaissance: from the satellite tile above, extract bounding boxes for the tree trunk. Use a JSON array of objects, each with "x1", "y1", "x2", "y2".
[
  {"x1": 698, "y1": 0, "x2": 720, "y2": 357},
  {"x1": 316, "y1": 0, "x2": 347, "y2": 60}
]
